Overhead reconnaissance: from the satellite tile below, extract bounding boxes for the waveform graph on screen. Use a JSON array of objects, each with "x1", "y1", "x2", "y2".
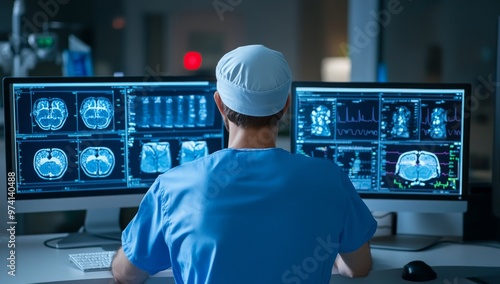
[
  {"x1": 335, "y1": 99, "x2": 379, "y2": 140},
  {"x1": 380, "y1": 143, "x2": 461, "y2": 192},
  {"x1": 380, "y1": 99, "x2": 419, "y2": 141},
  {"x1": 420, "y1": 100, "x2": 462, "y2": 141}
]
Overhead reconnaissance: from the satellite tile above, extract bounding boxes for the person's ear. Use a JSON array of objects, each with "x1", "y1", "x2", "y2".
[
  {"x1": 214, "y1": 91, "x2": 226, "y2": 116},
  {"x1": 282, "y1": 95, "x2": 291, "y2": 113}
]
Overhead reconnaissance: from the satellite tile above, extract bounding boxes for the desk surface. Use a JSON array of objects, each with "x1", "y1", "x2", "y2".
[{"x1": 1, "y1": 233, "x2": 499, "y2": 284}]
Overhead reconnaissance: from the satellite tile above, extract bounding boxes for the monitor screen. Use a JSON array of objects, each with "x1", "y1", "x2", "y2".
[
  {"x1": 3, "y1": 76, "x2": 226, "y2": 247},
  {"x1": 291, "y1": 82, "x2": 470, "y2": 214},
  {"x1": 493, "y1": 16, "x2": 500, "y2": 238}
]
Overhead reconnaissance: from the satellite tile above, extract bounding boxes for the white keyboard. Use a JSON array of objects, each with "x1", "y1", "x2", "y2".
[{"x1": 69, "y1": 251, "x2": 116, "y2": 272}]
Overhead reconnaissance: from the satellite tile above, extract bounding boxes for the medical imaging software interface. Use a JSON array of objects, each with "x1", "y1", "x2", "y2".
[
  {"x1": 11, "y1": 80, "x2": 224, "y2": 195},
  {"x1": 293, "y1": 86, "x2": 466, "y2": 196}
]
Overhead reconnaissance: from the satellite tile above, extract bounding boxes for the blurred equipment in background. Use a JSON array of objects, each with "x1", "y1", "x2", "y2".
[{"x1": 0, "y1": 0, "x2": 92, "y2": 77}]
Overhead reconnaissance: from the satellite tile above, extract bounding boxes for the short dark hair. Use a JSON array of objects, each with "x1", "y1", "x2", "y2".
[{"x1": 222, "y1": 103, "x2": 286, "y2": 129}]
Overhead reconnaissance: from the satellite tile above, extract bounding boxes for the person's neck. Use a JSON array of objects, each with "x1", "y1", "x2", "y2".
[{"x1": 227, "y1": 123, "x2": 278, "y2": 149}]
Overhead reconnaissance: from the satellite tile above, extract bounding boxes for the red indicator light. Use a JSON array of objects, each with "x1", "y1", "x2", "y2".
[{"x1": 183, "y1": 51, "x2": 202, "y2": 71}]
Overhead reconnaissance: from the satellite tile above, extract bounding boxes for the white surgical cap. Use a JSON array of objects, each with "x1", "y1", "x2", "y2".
[{"x1": 215, "y1": 44, "x2": 292, "y2": 117}]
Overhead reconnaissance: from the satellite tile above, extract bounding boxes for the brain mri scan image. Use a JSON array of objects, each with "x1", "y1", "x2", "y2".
[
  {"x1": 140, "y1": 142, "x2": 172, "y2": 174},
  {"x1": 80, "y1": 97, "x2": 114, "y2": 129},
  {"x1": 180, "y1": 141, "x2": 208, "y2": 164},
  {"x1": 32, "y1": 98, "x2": 69, "y2": 131},
  {"x1": 80, "y1": 147, "x2": 115, "y2": 177},
  {"x1": 33, "y1": 148, "x2": 68, "y2": 180},
  {"x1": 395, "y1": 150, "x2": 440, "y2": 185}
]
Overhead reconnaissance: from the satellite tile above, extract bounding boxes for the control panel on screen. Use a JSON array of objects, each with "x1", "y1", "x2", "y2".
[
  {"x1": 292, "y1": 84, "x2": 468, "y2": 198},
  {"x1": 6, "y1": 79, "x2": 224, "y2": 196}
]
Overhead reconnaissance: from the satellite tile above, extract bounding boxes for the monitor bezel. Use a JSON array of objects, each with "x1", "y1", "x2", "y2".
[
  {"x1": 3, "y1": 75, "x2": 225, "y2": 204},
  {"x1": 290, "y1": 81, "x2": 471, "y2": 203},
  {"x1": 492, "y1": 16, "x2": 500, "y2": 226}
]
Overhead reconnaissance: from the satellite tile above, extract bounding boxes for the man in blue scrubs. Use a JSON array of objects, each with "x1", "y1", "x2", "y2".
[{"x1": 112, "y1": 44, "x2": 377, "y2": 284}]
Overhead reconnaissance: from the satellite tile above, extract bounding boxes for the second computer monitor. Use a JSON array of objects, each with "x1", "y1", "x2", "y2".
[{"x1": 291, "y1": 82, "x2": 470, "y2": 213}]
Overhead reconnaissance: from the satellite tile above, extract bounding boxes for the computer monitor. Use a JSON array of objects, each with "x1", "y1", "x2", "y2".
[
  {"x1": 291, "y1": 82, "x2": 470, "y2": 249},
  {"x1": 3, "y1": 76, "x2": 226, "y2": 248},
  {"x1": 492, "y1": 16, "x2": 500, "y2": 240}
]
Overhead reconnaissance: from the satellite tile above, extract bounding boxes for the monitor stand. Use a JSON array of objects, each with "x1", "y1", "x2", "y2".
[
  {"x1": 370, "y1": 234, "x2": 442, "y2": 251},
  {"x1": 55, "y1": 208, "x2": 122, "y2": 249},
  {"x1": 369, "y1": 211, "x2": 464, "y2": 251}
]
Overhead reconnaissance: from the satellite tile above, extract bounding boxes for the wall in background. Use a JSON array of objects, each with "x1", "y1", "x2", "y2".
[{"x1": 381, "y1": 0, "x2": 499, "y2": 180}]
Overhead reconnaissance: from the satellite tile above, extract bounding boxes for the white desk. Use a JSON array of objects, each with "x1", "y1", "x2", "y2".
[{"x1": 1, "y1": 234, "x2": 499, "y2": 283}]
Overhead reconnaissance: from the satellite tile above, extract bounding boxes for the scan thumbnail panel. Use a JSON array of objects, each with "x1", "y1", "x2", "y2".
[
  {"x1": 127, "y1": 136, "x2": 224, "y2": 187},
  {"x1": 296, "y1": 97, "x2": 381, "y2": 141},
  {"x1": 77, "y1": 92, "x2": 123, "y2": 131},
  {"x1": 420, "y1": 99, "x2": 462, "y2": 141},
  {"x1": 380, "y1": 99, "x2": 420, "y2": 141},
  {"x1": 16, "y1": 91, "x2": 78, "y2": 134},
  {"x1": 16, "y1": 90, "x2": 123, "y2": 135},
  {"x1": 129, "y1": 91, "x2": 218, "y2": 130},
  {"x1": 16, "y1": 139, "x2": 127, "y2": 191},
  {"x1": 295, "y1": 98, "x2": 336, "y2": 140},
  {"x1": 76, "y1": 139, "x2": 126, "y2": 181},
  {"x1": 296, "y1": 142, "x2": 378, "y2": 190},
  {"x1": 380, "y1": 143, "x2": 461, "y2": 192}
]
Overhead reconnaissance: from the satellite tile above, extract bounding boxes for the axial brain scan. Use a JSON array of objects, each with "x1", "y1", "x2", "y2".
[
  {"x1": 80, "y1": 147, "x2": 115, "y2": 177},
  {"x1": 32, "y1": 98, "x2": 69, "y2": 131},
  {"x1": 80, "y1": 97, "x2": 114, "y2": 129},
  {"x1": 180, "y1": 141, "x2": 208, "y2": 164},
  {"x1": 33, "y1": 148, "x2": 68, "y2": 180},
  {"x1": 395, "y1": 150, "x2": 440, "y2": 184},
  {"x1": 140, "y1": 142, "x2": 172, "y2": 174}
]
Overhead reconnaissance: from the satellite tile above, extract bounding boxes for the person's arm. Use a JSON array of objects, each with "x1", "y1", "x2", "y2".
[
  {"x1": 334, "y1": 242, "x2": 372, "y2": 278},
  {"x1": 112, "y1": 247, "x2": 150, "y2": 284}
]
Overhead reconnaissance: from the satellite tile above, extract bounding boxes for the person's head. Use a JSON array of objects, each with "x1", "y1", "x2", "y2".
[{"x1": 215, "y1": 44, "x2": 292, "y2": 129}]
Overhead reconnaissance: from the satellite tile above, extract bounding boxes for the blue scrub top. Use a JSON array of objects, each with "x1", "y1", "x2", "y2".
[{"x1": 122, "y1": 148, "x2": 377, "y2": 284}]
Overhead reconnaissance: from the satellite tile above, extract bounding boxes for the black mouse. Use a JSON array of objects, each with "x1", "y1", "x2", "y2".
[{"x1": 402, "y1": 260, "x2": 437, "y2": 282}]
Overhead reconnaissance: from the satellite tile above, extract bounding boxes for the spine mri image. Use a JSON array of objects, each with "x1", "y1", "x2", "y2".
[{"x1": 135, "y1": 95, "x2": 210, "y2": 128}]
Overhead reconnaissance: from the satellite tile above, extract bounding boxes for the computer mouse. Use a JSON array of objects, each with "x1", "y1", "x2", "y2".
[{"x1": 402, "y1": 260, "x2": 437, "y2": 282}]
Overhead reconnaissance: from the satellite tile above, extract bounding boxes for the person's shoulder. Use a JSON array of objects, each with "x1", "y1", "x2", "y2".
[
  {"x1": 158, "y1": 149, "x2": 231, "y2": 177},
  {"x1": 287, "y1": 151, "x2": 338, "y2": 166}
]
